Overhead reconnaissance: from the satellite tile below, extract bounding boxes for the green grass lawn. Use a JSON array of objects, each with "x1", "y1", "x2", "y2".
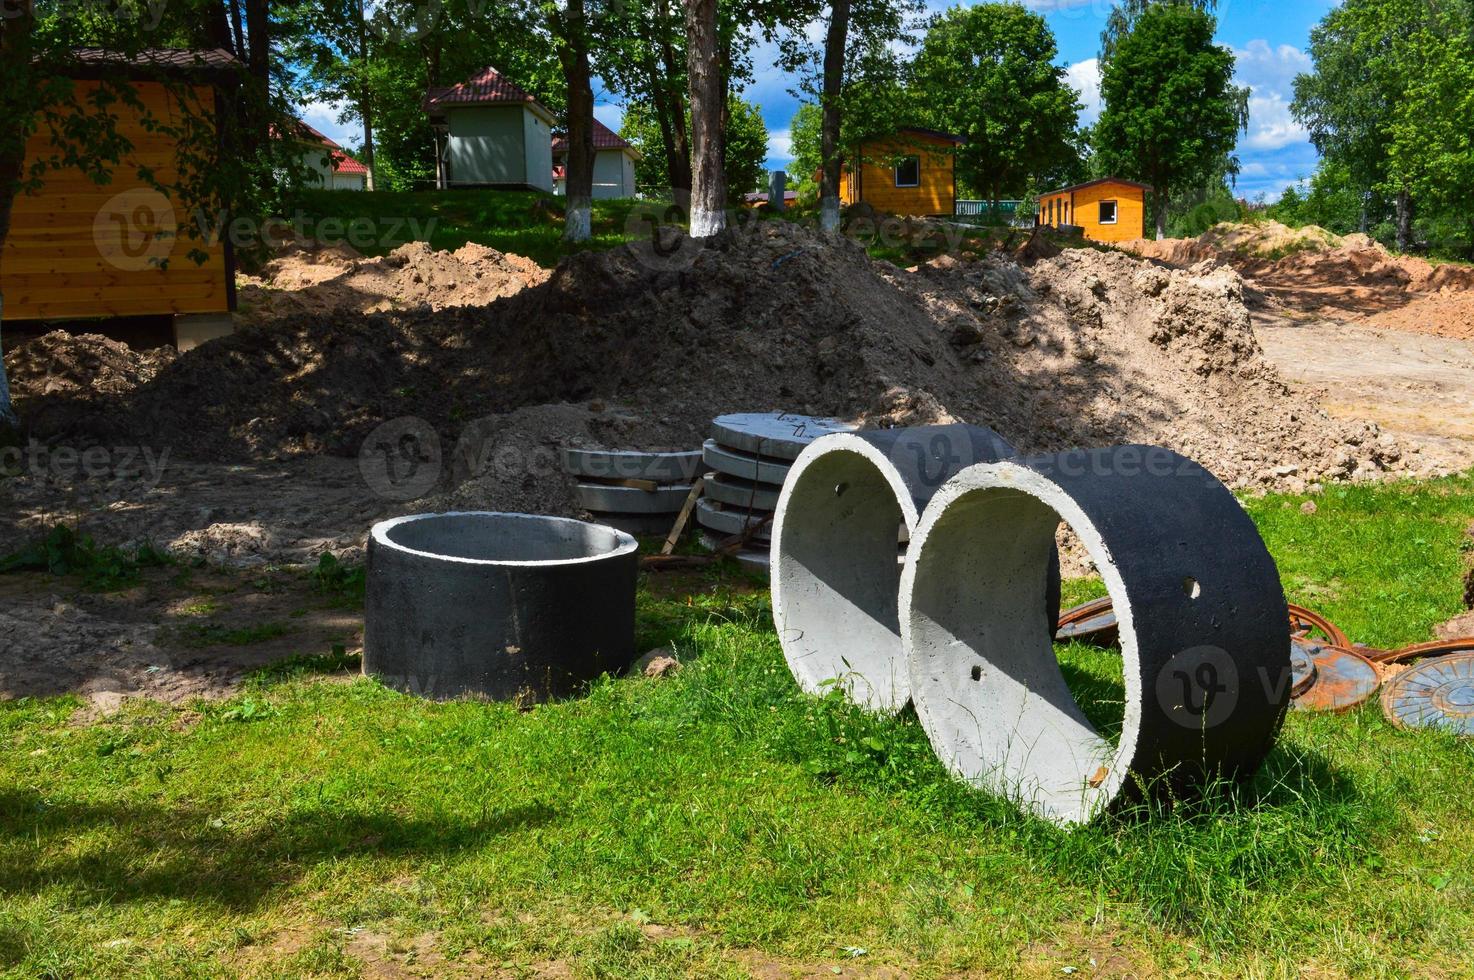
[
  {"x1": 2, "y1": 475, "x2": 1473, "y2": 977},
  {"x1": 279, "y1": 190, "x2": 1008, "y2": 271},
  {"x1": 284, "y1": 189, "x2": 649, "y2": 269}
]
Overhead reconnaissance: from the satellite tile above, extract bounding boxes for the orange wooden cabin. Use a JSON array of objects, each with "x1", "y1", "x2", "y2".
[
  {"x1": 1037, "y1": 177, "x2": 1150, "y2": 243},
  {"x1": 3, "y1": 49, "x2": 238, "y2": 348},
  {"x1": 838, "y1": 128, "x2": 962, "y2": 217}
]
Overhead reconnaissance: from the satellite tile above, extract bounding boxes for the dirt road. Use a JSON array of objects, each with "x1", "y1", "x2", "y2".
[{"x1": 1256, "y1": 312, "x2": 1474, "y2": 475}]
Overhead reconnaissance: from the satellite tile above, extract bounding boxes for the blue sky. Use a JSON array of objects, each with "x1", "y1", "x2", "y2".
[{"x1": 305, "y1": 0, "x2": 1334, "y2": 201}]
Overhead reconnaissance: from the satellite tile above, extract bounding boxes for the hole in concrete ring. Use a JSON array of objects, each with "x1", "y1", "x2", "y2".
[
  {"x1": 1183, "y1": 576, "x2": 1201, "y2": 599},
  {"x1": 903, "y1": 480, "x2": 1126, "y2": 826},
  {"x1": 834, "y1": 482, "x2": 849, "y2": 497}
]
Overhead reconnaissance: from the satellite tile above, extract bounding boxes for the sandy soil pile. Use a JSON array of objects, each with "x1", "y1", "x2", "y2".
[
  {"x1": 10, "y1": 221, "x2": 1414, "y2": 512},
  {"x1": 6, "y1": 332, "x2": 177, "y2": 399},
  {"x1": 236, "y1": 238, "x2": 548, "y2": 320},
  {"x1": 1124, "y1": 222, "x2": 1474, "y2": 339}
]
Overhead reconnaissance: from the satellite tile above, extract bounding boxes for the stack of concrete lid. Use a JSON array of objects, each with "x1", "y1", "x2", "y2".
[
  {"x1": 698, "y1": 412, "x2": 858, "y2": 566},
  {"x1": 563, "y1": 447, "x2": 703, "y2": 536}
]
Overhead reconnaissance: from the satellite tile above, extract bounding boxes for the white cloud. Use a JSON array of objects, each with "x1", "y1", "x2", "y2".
[
  {"x1": 298, "y1": 98, "x2": 358, "y2": 149},
  {"x1": 766, "y1": 129, "x2": 794, "y2": 162},
  {"x1": 593, "y1": 103, "x2": 625, "y2": 133},
  {"x1": 1065, "y1": 58, "x2": 1102, "y2": 127},
  {"x1": 1232, "y1": 40, "x2": 1311, "y2": 151}
]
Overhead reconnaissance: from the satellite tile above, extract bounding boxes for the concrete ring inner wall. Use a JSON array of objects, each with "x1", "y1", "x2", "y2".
[
  {"x1": 772, "y1": 439, "x2": 915, "y2": 714},
  {"x1": 375, "y1": 511, "x2": 635, "y2": 564},
  {"x1": 902, "y1": 475, "x2": 1132, "y2": 825}
]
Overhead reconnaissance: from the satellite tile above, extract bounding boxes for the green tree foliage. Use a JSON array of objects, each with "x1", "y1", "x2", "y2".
[
  {"x1": 1291, "y1": 0, "x2": 1474, "y2": 254},
  {"x1": 1092, "y1": 3, "x2": 1243, "y2": 238},
  {"x1": 910, "y1": 3, "x2": 1080, "y2": 206},
  {"x1": 723, "y1": 96, "x2": 770, "y2": 195},
  {"x1": 620, "y1": 95, "x2": 767, "y2": 199},
  {"x1": 1099, "y1": 0, "x2": 1217, "y2": 63}
]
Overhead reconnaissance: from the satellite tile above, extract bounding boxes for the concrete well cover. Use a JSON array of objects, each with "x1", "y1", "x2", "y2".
[
  {"x1": 702, "y1": 439, "x2": 794, "y2": 486},
  {"x1": 561, "y1": 447, "x2": 703, "y2": 484},
  {"x1": 710, "y1": 412, "x2": 858, "y2": 461}
]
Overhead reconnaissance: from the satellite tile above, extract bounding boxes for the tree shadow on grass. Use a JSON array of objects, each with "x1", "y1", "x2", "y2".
[{"x1": 0, "y1": 791, "x2": 556, "y2": 914}]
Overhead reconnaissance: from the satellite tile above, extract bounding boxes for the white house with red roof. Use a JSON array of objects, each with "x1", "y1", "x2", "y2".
[
  {"x1": 424, "y1": 67, "x2": 555, "y2": 192},
  {"x1": 289, "y1": 121, "x2": 368, "y2": 191},
  {"x1": 551, "y1": 119, "x2": 640, "y2": 199}
]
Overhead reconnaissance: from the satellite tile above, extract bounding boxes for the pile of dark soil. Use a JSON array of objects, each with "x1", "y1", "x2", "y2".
[{"x1": 8, "y1": 221, "x2": 1418, "y2": 511}]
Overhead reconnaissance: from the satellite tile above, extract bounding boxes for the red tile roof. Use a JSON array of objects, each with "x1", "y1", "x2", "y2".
[
  {"x1": 551, "y1": 119, "x2": 634, "y2": 154},
  {"x1": 425, "y1": 67, "x2": 549, "y2": 115},
  {"x1": 277, "y1": 119, "x2": 368, "y2": 177},
  {"x1": 330, "y1": 152, "x2": 368, "y2": 176}
]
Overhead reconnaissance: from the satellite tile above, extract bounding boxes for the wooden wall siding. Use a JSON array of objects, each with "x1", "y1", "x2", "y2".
[
  {"x1": 839, "y1": 135, "x2": 956, "y2": 216},
  {"x1": 1038, "y1": 180, "x2": 1147, "y2": 243},
  {"x1": 2, "y1": 80, "x2": 231, "y2": 322}
]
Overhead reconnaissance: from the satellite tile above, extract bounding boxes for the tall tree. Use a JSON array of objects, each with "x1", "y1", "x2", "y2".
[
  {"x1": 1292, "y1": 0, "x2": 1439, "y2": 249},
  {"x1": 686, "y1": 0, "x2": 725, "y2": 235},
  {"x1": 1099, "y1": 0, "x2": 1217, "y2": 64},
  {"x1": 1388, "y1": 0, "x2": 1474, "y2": 251},
  {"x1": 816, "y1": 0, "x2": 850, "y2": 232},
  {"x1": 597, "y1": 0, "x2": 692, "y2": 196},
  {"x1": 778, "y1": 0, "x2": 918, "y2": 230},
  {"x1": 550, "y1": 0, "x2": 596, "y2": 242},
  {"x1": 1092, "y1": 3, "x2": 1243, "y2": 238},
  {"x1": 911, "y1": 3, "x2": 1081, "y2": 208}
]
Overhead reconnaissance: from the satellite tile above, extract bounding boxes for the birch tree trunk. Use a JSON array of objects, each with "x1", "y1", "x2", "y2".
[
  {"x1": 356, "y1": 0, "x2": 377, "y2": 191},
  {"x1": 685, "y1": 0, "x2": 725, "y2": 237},
  {"x1": 556, "y1": 0, "x2": 595, "y2": 243},
  {"x1": 818, "y1": 0, "x2": 850, "y2": 234}
]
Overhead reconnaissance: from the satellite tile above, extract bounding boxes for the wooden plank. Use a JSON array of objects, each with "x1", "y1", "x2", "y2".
[
  {"x1": 0, "y1": 253, "x2": 225, "y2": 275},
  {"x1": 2, "y1": 269, "x2": 227, "y2": 291},
  {"x1": 6, "y1": 282, "x2": 223, "y2": 306},
  {"x1": 6, "y1": 293, "x2": 229, "y2": 321},
  {"x1": 661, "y1": 479, "x2": 708, "y2": 556}
]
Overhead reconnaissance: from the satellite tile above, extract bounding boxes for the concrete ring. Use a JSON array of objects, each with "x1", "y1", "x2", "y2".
[
  {"x1": 364, "y1": 512, "x2": 639, "y2": 703},
  {"x1": 771, "y1": 424, "x2": 1058, "y2": 715},
  {"x1": 901, "y1": 449, "x2": 1289, "y2": 826}
]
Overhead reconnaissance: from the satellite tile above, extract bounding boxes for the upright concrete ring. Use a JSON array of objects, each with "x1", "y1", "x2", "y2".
[
  {"x1": 771, "y1": 424, "x2": 1058, "y2": 715},
  {"x1": 364, "y1": 512, "x2": 638, "y2": 702},
  {"x1": 901, "y1": 448, "x2": 1289, "y2": 826}
]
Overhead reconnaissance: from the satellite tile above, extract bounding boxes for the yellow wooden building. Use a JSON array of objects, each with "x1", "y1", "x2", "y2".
[
  {"x1": 838, "y1": 128, "x2": 962, "y2": 217},
  {"x1": 2, "y1": 49, "x2": 238, "y2": 345},
  {"x1": 1037, "y1": 177, "x2": 1150, "y2": 243}
]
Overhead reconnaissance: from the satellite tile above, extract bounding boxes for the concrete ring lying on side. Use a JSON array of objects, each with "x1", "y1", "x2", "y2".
[
  {"x1": 771, "y1": 424, "x2": 1059, "y2": 715},
  {"x1": 364, "y1": 512, "x2": 638, "y2": 703},
  {"x1": 901, "y1": 448, "x2": 1289, "y2": 826}
]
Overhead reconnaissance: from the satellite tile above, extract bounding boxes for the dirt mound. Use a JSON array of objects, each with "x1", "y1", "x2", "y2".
[
  {"x1": 1201, "y1": 220, "x2": 1343, "y2": 256},
  {"x1": 1123, "y1": 222, "x2": 1474, "y2": 340},
  {"x1": 18, "y1": 221, "x2": 1415, "y2": 507},
  {"x1": 7, "y1": 332, "x2": 177, "y2": 399},
  {"x1": 236, "y1": 239, "x2": 548, "y2": 321}
]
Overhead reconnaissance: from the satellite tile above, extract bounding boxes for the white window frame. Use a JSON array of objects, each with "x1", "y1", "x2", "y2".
[
  {"x1": 1098, "y1": 199, "x2": 1119, "y2": 225},
  {"x1": 894, "y1": 155, "x2": 920, "y2": 188}
]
